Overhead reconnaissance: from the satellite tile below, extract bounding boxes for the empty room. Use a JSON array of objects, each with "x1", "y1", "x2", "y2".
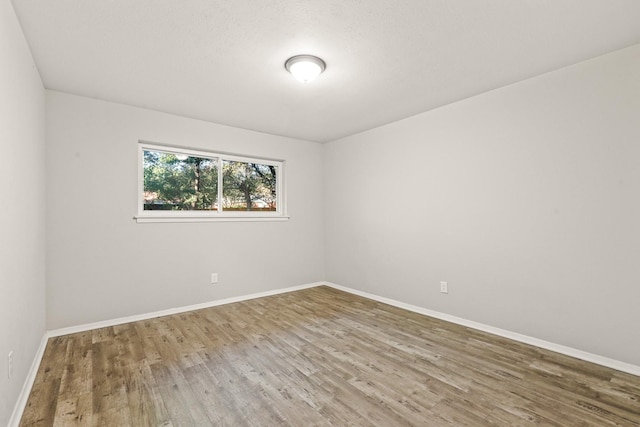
[{"x1": 2, "y1": 0, "x2": 640, "y2": 425}]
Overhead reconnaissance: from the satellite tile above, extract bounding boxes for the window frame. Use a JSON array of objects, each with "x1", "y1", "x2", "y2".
[{"x1": 135, "y1": 141, "x2": 287, "y2": 223}]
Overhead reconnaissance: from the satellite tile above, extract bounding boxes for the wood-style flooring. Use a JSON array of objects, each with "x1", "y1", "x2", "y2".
[{"x1": 20, "y1": 286, "x2": 640, "y2": 426}]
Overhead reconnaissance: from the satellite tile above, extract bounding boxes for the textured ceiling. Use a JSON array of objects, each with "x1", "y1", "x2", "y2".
[{"x1": 11, "y1": 0, "x2": 640, "y2": 143}]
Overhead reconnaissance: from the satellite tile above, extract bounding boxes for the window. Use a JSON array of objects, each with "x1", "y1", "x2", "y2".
[{"x1": 136, "y1": 142, "x2": 286, "y2": 222}]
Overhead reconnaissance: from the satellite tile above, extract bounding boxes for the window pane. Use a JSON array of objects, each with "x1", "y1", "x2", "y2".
[
  {"x1": 222, "y1": 160, "x2": 277, "y2": 211},
  {"x1": 143, "y1": 150, "x2": 218, "y2": 211}
]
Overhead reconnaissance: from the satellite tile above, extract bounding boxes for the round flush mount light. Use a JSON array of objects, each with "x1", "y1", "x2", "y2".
[{"x1": 285, "y1": 55, "x2": 326, "y2": 83}]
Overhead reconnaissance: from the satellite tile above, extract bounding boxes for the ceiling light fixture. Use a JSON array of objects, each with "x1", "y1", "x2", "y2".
[{"x1": 285, "y1": 55, "x2": 326, "y2": 83}]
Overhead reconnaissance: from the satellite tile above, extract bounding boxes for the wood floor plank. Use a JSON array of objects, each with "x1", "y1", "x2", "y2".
[
  {"x1": 52, "y1": 393, "x2": 93, "y2": 427},
  {"x1": 19, "y1": 286, "x2": 640, "y2": 426},
  {"x1": 20, "y1": 337, "x2": 67, "y2": 427}
]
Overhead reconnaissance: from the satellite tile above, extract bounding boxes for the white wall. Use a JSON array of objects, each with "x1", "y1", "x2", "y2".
[
  {"x1": 46, "y1": 91, "x2": 324, "y2": 329},
  {"x1": 0, "y1": 0, "x2": 46, "y2": 425},
  {"x1": 324, "y1": 44, "x2": 640, "y2": 366}
]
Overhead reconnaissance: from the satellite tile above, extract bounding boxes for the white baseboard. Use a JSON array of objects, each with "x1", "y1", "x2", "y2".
[
  {"x1": 323, "y1": 282, "x2": 640, "y2": 377},
  {"x1": 8, "y1": 333, "x2": 49, "y2": 427},
  {"x1": 48, "y1": 282, "x2": 323, "y2": 338}
]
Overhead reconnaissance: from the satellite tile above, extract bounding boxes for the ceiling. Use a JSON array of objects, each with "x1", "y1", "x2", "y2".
[{"x1": 11, "y1": 1, "x2": 640, "y2": 143}]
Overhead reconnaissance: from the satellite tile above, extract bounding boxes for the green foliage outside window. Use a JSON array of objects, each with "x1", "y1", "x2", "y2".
[
  {"x1": 143, "y1": 149, "x2": 277, "y2": 212},
  {"x1": 223, "y1": 160, "x2": 276, "y2": 211}
]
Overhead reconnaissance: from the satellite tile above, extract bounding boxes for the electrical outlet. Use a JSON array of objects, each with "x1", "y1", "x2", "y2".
[
  {"x1": 440, "y1": 281, "x2": 448, "y2": 294},
  {"x1": 7, "y1": 351, "x2": 13, "y2": 379},
  {"x1": 211, "y1": 273, "x2": 218, "y2": 284}
]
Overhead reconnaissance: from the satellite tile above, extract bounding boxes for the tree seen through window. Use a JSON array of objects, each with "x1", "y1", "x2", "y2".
[{"x1": 143, "y1": 149, "x2": 277, "y2": 212}]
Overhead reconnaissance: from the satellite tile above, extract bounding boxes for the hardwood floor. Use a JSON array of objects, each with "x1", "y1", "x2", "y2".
[{"x1": 20, "y1": 286, "x2": 640, "y2": 426}]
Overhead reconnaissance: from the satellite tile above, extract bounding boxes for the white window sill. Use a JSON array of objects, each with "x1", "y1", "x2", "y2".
[{"x1": 134, "y1": 215, "x2": 290, "y2": 223}]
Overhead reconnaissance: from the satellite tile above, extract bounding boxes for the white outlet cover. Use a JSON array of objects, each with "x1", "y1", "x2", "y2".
[
  {"x1": 7, "y1": 351, "x2": 13, "y2": 379},
  {"x1": 211, "y1": 273, "x2": 218, "y2": 284},
  {"x1": 440, "y1": 281, "x2": 448, "y2": 294}
]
